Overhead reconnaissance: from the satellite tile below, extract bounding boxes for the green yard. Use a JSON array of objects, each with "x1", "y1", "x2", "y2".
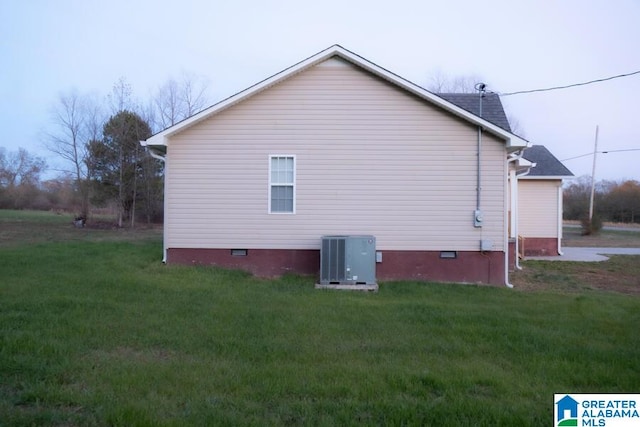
[{"x1": 1, "y1": 211, "x2": 639, "y2": 426}]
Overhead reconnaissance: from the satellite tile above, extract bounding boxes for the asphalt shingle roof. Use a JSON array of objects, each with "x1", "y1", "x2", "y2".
[
  {"x1": 437, "y1": 93, "x2": 573, "y2": 178},
  {"x1": 522, "y1": 145, "x2": 574, "y2": 177},
  {"x1": 437, "y1": 93, "x2": 512, "y2": 132}
]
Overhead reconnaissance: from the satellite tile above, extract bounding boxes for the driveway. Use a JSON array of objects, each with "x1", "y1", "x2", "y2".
[{"x1": 526, "y1": 247, "x2": 640, "y2": 262}]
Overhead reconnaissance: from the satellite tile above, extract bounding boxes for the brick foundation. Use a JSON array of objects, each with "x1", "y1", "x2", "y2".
[
  {"x1": 520, "y1": 238, "x2": 559, "y2": 256},
  {"x1": 167, "y1": 248, "x2": 506, "y2": 285}
]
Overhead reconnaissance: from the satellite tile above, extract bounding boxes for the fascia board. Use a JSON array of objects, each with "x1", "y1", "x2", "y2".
[
  {"x1": 518, "y1": 175, "x2": 574, "y2": 180},
  {"x1": 143, "y1": 44, "x2": 529, "y2": 149},
  {"x1": 142, "y1": 46, "x2": 342, "y2": 146},
  {"x1": 333, "y1": 46, "x2": 528, "y2": 148}
]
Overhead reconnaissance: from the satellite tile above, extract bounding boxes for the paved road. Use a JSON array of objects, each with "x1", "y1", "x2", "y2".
[
  {"x1": 564, "y1": 224, "x2": 640, "y2": 232},
  {"x1": 526, "y1": 247, "x2": 640, "y2": 262}
]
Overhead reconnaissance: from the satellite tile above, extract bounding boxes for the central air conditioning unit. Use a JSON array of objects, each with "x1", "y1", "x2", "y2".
[{"x1": 318, "y1": 235, "x2": 377, "y2": 290}]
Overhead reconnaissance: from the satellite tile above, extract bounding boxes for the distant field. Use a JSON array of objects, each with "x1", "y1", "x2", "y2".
[
  {"x1": 0, "y1": 209, "x2": 161, "y2": 248},
  {"x1": 1, "y1": 210, "x2": 639, "y2": 425},
  {"x1": 563, "y1": 224, "x2": 640, "y2": 248}
]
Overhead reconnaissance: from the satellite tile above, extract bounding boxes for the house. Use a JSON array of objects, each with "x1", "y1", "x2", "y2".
[
  {"x1": 141, "y1": 45, "x2": 530, "y2": 286},
  {"x1": 519, "y1": 145, "x2": 574, "y2": 256},
  {"x1": 434, "y1": 95, "x2": 573, "y2": 257}
]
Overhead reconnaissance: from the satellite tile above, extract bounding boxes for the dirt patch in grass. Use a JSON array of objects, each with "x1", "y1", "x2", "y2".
[
  {"x1": 512, "y1": 255, "x2": 640, "y2": 295},
  {"x1": 88, "y1": 347, "x2": 176, "y2": 364}
]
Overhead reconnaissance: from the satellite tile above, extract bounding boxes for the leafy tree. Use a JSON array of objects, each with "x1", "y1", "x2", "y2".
[
  {"x1": 89, "y1": 110, "x2": 154, "y2": 227},
  {"x1": 602, "y1": 180, "x2": 640, "y2": 223},
  {"x1": 564, "y1": 177, "x2": 640, "y2": 225},
  {"x1": 563, "y1": 175, "x2": 592, "y2": 220}
]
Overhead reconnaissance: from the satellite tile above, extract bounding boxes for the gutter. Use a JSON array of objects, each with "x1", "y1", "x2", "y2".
[
  {"x1": 140, "y1": 140, "x2": 167, "y2": 162},
  {"x1": 146, "y1": 148, "x2": 166, "y2": 162}
]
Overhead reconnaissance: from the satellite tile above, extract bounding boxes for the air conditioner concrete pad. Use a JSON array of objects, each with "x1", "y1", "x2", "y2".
[{"x1": 315, "y1": 283, "x2": 379, "y2": 292}]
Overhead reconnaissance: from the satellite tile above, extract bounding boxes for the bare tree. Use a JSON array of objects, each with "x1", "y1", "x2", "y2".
[
  {"x1": 0, "y1": 147, "x2": 46, "y2": 187},
  {"x1": 426, "y1": 70, "x2": 526, "y2": 136},
  {"x1": 0, "y1": 147, "x2": 46, "y2": 209},
  {"x1": 506, "y1": 114, "x2": 526, "y2": 138},
  {"x1": 426, "y1": 69, "x2": 486, "y2": 94},
  {"x1": 154, "y1": 77, "x2": 180, "y2": 129},
  {"x1": 153, "y1": 72, "x2": 209, "y2": 130},
  {"x1": 109, "y1": 77, "x2": 134, "y2": 114},
  {"x1": 46, "y1": 90, "x2": 103, "y2": 218},
  {"x1": 180, "y1": 71, "x2": 209, "y2": 117}
]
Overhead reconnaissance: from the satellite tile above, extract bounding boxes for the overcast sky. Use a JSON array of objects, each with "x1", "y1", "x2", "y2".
[{"x1": 2, "y1": 0, "x2": 639, "y2": 181}]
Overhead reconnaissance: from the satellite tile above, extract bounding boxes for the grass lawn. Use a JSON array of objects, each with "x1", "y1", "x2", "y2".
[{"x1": 1, "y1": 210, "x2": 639, "y2": 426}]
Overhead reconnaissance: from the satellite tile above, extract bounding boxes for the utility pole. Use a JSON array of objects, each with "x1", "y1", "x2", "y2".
[{"x1": 588, "y1": 125, "x2": 599, "y2": 222}]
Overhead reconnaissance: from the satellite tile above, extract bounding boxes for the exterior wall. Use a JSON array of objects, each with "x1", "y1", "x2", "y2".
[
  {"x1": 166, "y1": 57, "x2": 507, "y2": 252},
  {"x1": 167, "y1": 248, "x2": 506, "y2": 285},
  {"x1": 518, "y1": 179, "x2": 561, "y2": 238},
  {"x1": 517, "y1": 179, "x2": 562, "y2": 256}
]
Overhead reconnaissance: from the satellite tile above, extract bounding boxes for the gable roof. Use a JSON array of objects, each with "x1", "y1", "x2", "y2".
[
  {"x1": 437, "y1": 93, "x2": 512, "y2": 132},
  {"x1": 142, "y1": 45, "x2": 528, "y2": 153},
  {"x1": 520, "y1": 145, "x2": 574, "y2": 179}
]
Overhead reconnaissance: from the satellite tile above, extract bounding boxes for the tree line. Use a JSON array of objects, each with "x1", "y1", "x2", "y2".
[
  {"x1": 564, "y1": 175, "x2": 640, "y2": 224},
  {"x1": 0, "y1": 73, "x2": 209, "y2": 227},
  {"x1": 3, "y1": 71, "x2": 638, "y2": 227}
]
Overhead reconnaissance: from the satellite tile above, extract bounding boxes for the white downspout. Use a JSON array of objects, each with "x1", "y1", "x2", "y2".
[
  {"x1": 140, "y1": 141, "x2": 168, "y2": 263},
  {"x1": 475, "y1": 84, "x2": 486, "y2": 224},
  {"x1": 147, "y1": 149, "x2": 166, "y2": 162},
  {"x1": 504, "y1": 148, "x2": 528, "y2": 288},
  {"x1": 509, "y1": 169, "x2": 522, "y2": 270},
  {"x1": 504, "y1": 175, "x2": 514, "y2": 288},
  {"x1": 512, "y1": 164, "x2": 534, "y2": 270},
  {"x1": 557, "y1": 184, "x2": 564, "y2": 256}
]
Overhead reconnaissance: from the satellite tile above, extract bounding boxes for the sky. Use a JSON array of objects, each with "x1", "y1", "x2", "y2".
[{"x1": 1, "y1": 0, "x2": 639, "y2": 181}]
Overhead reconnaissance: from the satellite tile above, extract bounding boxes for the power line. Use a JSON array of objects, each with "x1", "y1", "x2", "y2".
[
  {"x1": 500, "y1": 70, "x2": 640, "y2": 96},
  {"x1": 561, "y1": 148, "x2": 640, "y2": 162}
]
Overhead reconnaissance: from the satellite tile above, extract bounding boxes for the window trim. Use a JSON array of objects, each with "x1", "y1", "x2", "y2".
[{"x1": 268, "y1": 154, "x2": 296, "y2": 214}]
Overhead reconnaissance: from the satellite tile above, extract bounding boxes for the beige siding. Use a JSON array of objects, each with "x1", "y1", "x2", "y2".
[
  {"x1": 166, "y1": 57, "x2": 507, "y2": 251},
  {"x1": 518, "y1": 179, "x2": 561, "y2": 238}
]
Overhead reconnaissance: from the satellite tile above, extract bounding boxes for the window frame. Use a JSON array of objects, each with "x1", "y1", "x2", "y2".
[{"x1": 268, "y1": 154, "x2": 296, "y2": 214}]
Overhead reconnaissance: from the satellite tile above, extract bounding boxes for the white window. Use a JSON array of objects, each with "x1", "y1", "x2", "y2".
[{"x1": 269, "y1": 155, "x2": 295, "y2": 213}]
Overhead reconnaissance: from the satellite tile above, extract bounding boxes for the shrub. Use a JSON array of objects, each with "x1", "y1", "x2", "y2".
[{"x1": 581, "y1": 214, "x2": 603, "y2": 235}]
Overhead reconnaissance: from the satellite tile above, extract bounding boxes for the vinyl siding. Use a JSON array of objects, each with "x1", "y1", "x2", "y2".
[
  {"x1": 166, "y1": 57, "x2": 507, "y2": 251},
  {"x1": 518, "y1": 179, "x2": 561, "y2": 238}
]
